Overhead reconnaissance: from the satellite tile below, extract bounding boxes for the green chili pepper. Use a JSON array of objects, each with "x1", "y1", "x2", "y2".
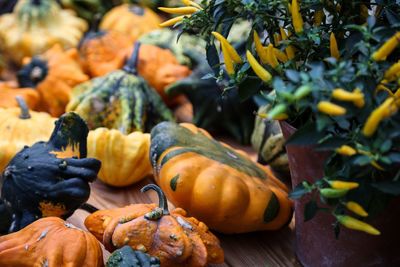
[
  {"x1": 294, "y1": 85, "x2": 312, "y2": 99},
  {"x1": 320, "y1": 188, "x2": 348, "y2": 198}
]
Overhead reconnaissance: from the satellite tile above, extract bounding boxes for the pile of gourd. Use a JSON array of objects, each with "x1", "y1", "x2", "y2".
[{"x1": 0, "y1": 1, "x2": 293, "y2": 266}]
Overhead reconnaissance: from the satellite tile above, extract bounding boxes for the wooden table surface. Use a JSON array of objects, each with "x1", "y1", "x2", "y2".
[{"x1": 67, "y1": 130, "x2": 301, "y2": 267}]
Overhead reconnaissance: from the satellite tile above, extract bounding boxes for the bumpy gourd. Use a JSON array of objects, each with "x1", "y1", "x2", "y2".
[
  {"x1": 0, "y1": 97, "x2": 55, "y2": 173},
  {"x1": 1, "y1": 112, "x2": 101, "y2": 232},
  {"x1": 0, "y1": 217, "x2": 103, "y2": 266},
  {"x1": 85, "y1": 184, "x2": 224, "y2": 267},
  {"x1": 67, "y1": 43, "x2": 174, "y2": 134},
  {"x1": 18, "y1": 44, "x2": 89, "y2": 117},
  {"x1": 0, "y1": 199, "x2": 12, "y2": 235},
  {"x1": 150, "y1": 122, "x2": 293, "y2": 233},
  {"x1": 106, "y1": 246, "x2": 160, "y2": 267},
  {"x1": 0, "y1": 82, "x2": 39, "y2": 109},
  {"x1": 88, "y1": 128, "x2": 152, "y2": 187},
  {"x1": 0, "y1": 0, "x2": 87, "y2": 64},
  {"x1": 251, "y1": 104, "x2": 289, "y2": 173},
  {"x1": 100, "y1": 4, "x2": 161, "y2": 42}
]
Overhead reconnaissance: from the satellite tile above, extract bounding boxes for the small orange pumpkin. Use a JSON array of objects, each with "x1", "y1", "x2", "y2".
[
  {"x1": 85, "y1": 184, "x2": 224, "y2": 267},
  {"x1": 0, "y1": 217, "x2": 103, "y2": 267},
  {"x1": 0, "y1": 81, "x2": 39, "y2": 109},
  {"x1": 18, "y1": 44, "x2": 89, "y2": 117},
  {"x1": 79, "y1": 30, "x2": 132, "y2": 77},
  {"x1": 100, "y1": 4, "x2": 161, "y2": 43}
]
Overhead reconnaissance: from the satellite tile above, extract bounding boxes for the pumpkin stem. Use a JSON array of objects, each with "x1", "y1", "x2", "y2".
[
  {"x1": 123, "y1": 42, "x2": 141, "y2": 75},
  {"x1": 141, "y1": 184, "x2": 170, "y2": 216},
  {"x1": 16, "y1": 96, "x2": 31, "y2": 119}
]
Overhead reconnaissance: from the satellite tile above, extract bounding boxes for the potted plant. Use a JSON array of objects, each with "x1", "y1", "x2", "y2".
[{"x1": 157, "y1": 0, "x2": 400, "y2": 266}]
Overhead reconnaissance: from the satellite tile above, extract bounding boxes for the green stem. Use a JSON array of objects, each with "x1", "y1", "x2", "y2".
[
  {"x1": 16, "y1": 96, "x2": 31, "y2": 120},
  {"x1": 141, "y1": 184, "x2": 170, "y2": 215}
]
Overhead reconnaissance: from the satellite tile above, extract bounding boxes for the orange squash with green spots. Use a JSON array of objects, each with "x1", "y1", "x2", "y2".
[{"x1": 150, "y1": 122, "x2": 293, "y2": 233}]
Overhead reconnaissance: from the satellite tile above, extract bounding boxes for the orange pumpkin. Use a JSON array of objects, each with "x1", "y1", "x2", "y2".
[
  {"x1": 85, "y1": 184, "x2": 224, "y2": 267},
  {"x1": 150, "y1": 122, "x2": 293, "y2": 233},
  {"x1": 137, "y1": 44, "x2": 191, "y2": 105},
  {"x1": 0, "y1": 217, "x2": 103, "y2": 267},
  {"x1": 0, "y1": 81, "x2": 39, "y2": 109},
  {"x1": 100, "y1": 4, "x2": 161, "y2": 43},
  {"x1": 79, "y1": 30, "x2": 132, "y2": 77},
  {"x1": 18, "y1": 44, "x2": 89, "y2": 117}
]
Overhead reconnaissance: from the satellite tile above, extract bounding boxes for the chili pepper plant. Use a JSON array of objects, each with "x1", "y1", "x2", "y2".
[{"x1": 159, "y1": 0, "x2": 400, "y2": 237}]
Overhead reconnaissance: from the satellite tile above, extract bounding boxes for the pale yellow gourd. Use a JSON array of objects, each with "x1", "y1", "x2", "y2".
[{"x1": 87, "y1": 128, "x2": 152, "y2": 187}]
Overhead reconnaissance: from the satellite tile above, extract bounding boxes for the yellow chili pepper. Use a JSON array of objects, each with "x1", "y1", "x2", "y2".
[
  {"x1": 376, "y1": 82, "x2": 393, "y2": 96},
  {"x1": 221, "y1": 42, "x2": 235, "y2": 76},
  {"x1": 253, "y1": 31, "x2": 268, "y2": 64},
  {"x1": 328, "y1": 180, "x2": 359, "y2": 190},
  {"x1": 362, "y1": 98, "x2": 395, "y2": 136},
  {"x1": 384, "y1": 61, "x2": 400, "y2": 81},
  {"x1": 336, "y1": 215, "x2": 380, "y2": 235},
  {"x1": 346, "y1": 201, "x2": 368, "y2": 217},
  {"x1": 336, "y1": 145, "x2": 357, "y2": 156},
  {"x1": 246, "y1": 50, "x2": 272, "y2": 82},
  {"x1": 330, "y1": 33, "x2": 340, "y2": 60},
  {"x1": 212, "y1": 31, "x2": 243, "y2": 64},
  {"x1": 182, "y1": 0, "x2": 202, "y2": 10},
  {"x1": 158, "y1": 7, "x2": 198, "y2": 14},
  {"x1": 372, "y1": 32, "x2": 400, "y2": 61},
  {"x1": 314, "y1": 10, "x2": 325, "y2": 26},
  {"x1": 266, "y1": 44, "x2": 279, "y2": 68},
  {"x1": 280, "y1": 28, "x2": 295, "y2": 60},
  {"x1": 317, "y1": 101, "x2": 346, "y2": 116},
  {"x1": 274, "y1": 113, "x2": 289, "y2": 120},
  {"x1": 273, "y1": 33, "x2": 282, "y2": 46},
  {"x1": 331, "y1": 88, "x2": 364, "y2": 108},
  {"x1": 159, "y1": 15, "x2": 187, "y2": 27},
  {"x1": 291, "y1": 0, "x2": 304, "y2": 33},
  {"x1": 273, "y1": 48, "x2": 289, "y2": 63}
]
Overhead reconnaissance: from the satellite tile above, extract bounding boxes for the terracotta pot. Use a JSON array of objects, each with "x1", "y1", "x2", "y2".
[{"x1": 280, "y1": 121, "x2": 400, "y2": 267}]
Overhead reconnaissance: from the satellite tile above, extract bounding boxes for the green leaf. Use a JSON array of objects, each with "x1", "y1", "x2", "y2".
[
  {"x1": 388, "y1": 152, "x2": 400, "y2": 163},
  {"x1": 206, "y1": 43, "x2": 220, "y2": 75},
  {"x1": 286, "y1": 123, "x2": 325, "y2": 145},
  {"x1": 289, "y1": 182, "x2": 312, "y2": 200},
  {"x1": 352, "y1": 155, "x2": 371, "y2": 166},
  {"x1": 372, "y1": 181, "x2": 400, "y2": 196},
  {"x1": 238, "y1": 77, "x2": 262, "y2": 101},
  {"x1": 304, "y1": 200, "x2": 318, "y2": 222},
  {"x1": 285, "y1": 70, "x2": 300, "y2": 83}
]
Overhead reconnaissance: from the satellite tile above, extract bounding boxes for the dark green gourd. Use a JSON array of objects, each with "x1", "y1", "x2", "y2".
[
  {"x1": 0, "y1": 112, "x2": 101, "y2": 232},
  {"x1": 106, "y1": 246, "x2": 160, "y2": 267}
]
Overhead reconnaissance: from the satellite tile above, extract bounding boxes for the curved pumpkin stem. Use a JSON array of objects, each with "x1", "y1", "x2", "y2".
[
  {"x1": 123, "y1": 42, "x2": 141, "y2": 75},
  {"x1": 15, "y1": 96, "x2": 31, "y2": 119},
  {"x1": 141, "y1": 184, "x2": 170, "y2": 216}
]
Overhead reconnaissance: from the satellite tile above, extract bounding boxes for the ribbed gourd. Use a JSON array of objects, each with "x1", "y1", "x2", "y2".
[
  {"x1": 87, "y1": 128, "x2": 152, "y2": 187},
  {"x1": 150, "y1": 122, "x2": 293, "y2": 233},
  {"x1": 0, "y1": 0, "x2": 87, "y2": 64},
  {"x1": 0, "y1": 97, "x2": 55, "y2": 173},
  {"x1": 67, "y1": 43, "x2": 174, "y2": 134}
]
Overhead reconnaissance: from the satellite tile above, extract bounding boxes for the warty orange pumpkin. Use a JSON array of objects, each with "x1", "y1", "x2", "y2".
[
  {"x1": 85, "y1": 184, "x2": 224, "y2": 267},
  {"x1": 0, "y1": 217, "x2": 103, "y2": 267}
]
